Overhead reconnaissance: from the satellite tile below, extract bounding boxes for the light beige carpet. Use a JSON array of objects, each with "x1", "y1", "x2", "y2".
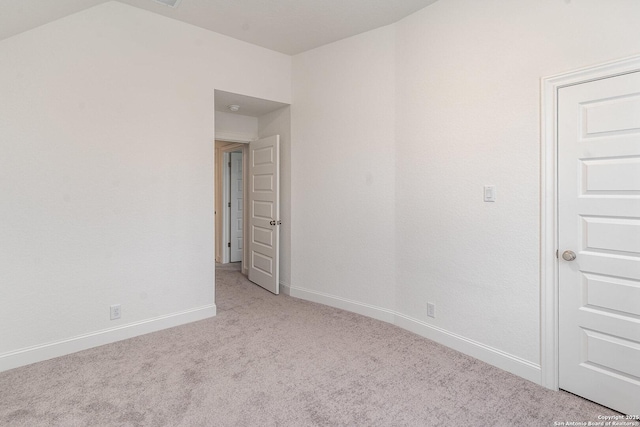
[{"x1": 0, "y1": 263, "x2": 618, "y2": 426}]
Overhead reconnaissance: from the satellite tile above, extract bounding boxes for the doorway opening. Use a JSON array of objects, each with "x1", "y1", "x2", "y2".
[
  {"x1": 215, "y1": 141, "x2": 248, "y2": 269},
  {"x1": 213, "y1": 89, "x2": 290, "y2": 294}
]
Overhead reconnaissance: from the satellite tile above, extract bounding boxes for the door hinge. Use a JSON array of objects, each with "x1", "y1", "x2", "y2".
[
  {"x1": 228, "y1": 202, "x2": 231, "y2": 207},
  {"x1": 228, "y1": 162, "x2": 231, "y2": 167},
  {"x1": 228, "y1": 242, "x2": 231, "y2": 248},
  {"x1": 555, "y1": 250, "x2": 559, "y2": 259}
]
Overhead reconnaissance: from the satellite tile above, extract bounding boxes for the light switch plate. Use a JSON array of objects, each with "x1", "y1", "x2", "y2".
[{"x1": 484, "y1": 185, "x2": 496, "y2": 202}]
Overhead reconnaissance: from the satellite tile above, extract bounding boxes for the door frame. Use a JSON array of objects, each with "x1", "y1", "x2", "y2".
[
  {"x1": 540, "y1": 54, "x2": 640, "y2": 390},
  {"x1": 215, "y1": 140, "x2": 250, "y2": 271}
]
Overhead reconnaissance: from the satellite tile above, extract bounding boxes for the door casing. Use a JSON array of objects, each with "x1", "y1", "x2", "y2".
[
  {"x1": 540, "y1": 54, "x2": 640, "y2": 390},
  {"x1": 215, "y1": 140, "x2": 249, "y2": 271}
]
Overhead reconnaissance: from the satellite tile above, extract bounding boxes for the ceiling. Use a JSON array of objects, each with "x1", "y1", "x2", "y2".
[{"x1": 0, "y1": 0, "x2": 439, "y2": 55}]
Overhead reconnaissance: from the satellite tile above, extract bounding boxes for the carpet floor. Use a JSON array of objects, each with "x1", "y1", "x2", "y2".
[{"x1": 0, "y1": 263, "x2": 619, "y2": 426}]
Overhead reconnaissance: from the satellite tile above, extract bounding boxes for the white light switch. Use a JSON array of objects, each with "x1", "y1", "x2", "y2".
[{"x1": 484, "y1": 185, "x2": 496, "y2": 202}]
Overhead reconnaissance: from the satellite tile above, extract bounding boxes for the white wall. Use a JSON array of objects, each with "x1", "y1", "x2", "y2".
[
  {"x1": 215, "y1": 110, "x2": 258, "y2": 142},
  {"x1": 258, "y1": 107, "x2": 292, "y2": 289},
  {"x1": 394, "y1": 0, "x2": 640, "y2": 369},
  {"x1": 291, "y1": 0, "x2": 640, "y2": 382},
  {"x1": 291, "y1": 25, "x2": 397, "y2": 314},
  {"x1": 5, "y1": 0, "x2": 640, "y2": 383},
  {"x1": 0, "y1": 1, "x2": 290, "y2": 370}
]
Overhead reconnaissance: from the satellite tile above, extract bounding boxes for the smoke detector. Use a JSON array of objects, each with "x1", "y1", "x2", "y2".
[
  {"x1": 151, "y1": 0, "x2": 182, "y2": 8},
  {"x1": 227, "y1": 105, "x2": 240, "y2": 112}
]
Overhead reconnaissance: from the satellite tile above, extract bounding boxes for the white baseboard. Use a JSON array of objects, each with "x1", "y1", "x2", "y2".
[
  {"x1": 288, "y1": 286, "x2": 395, "y2": 323},
  {"x1": 394, "y1": 313, "x2": 541, "y2": 384},
  {"x1": 0, "y1": 304, "x2": 216, "y2": 373},
  {"x1": 287, "y1": 285, "x2": 541, "y2": 385},
  {"x1": 280, "y1": 281, "x2": 292, "y2": 296}
]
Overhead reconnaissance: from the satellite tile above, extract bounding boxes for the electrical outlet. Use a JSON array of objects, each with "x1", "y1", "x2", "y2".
[
  {"x1": 427, "y1": 302, "x2": 436, "y2": 318},
  {"x1": 110, "y1": 304, "x2": 121, "y2": 320}
]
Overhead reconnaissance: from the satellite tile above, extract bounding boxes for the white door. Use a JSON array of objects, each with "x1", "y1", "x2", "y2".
[
  {"x1": 230, "y1": 151, "x2": 243, "y2": 263},
  {"x1": 248, "y1": 135, "x2": 280, "y2": 294},
  {"x1": 558, "y1": 71, "x2": 640, "y2": 415}
]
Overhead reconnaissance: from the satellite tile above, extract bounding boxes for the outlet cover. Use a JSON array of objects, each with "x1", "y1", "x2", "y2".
[
  {"x1": 427, "y1": 302, "x2": 436, "y2": 318},
  {"x1": 110, "y1": 304, "x2": 121, "y2": 320}
]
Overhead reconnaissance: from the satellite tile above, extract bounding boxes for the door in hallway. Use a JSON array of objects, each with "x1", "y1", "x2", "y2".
[
  {"x1": 558, "y1": 70, "x2": 640, "y2": 415},
  {"x1": 248, "y1": 135, "x2": 280, "y2": 294}
]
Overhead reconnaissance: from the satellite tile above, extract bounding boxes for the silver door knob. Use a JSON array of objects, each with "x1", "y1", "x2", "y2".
[{"x1": 562, "y1": 250, "x2": 577, "y2": 261}]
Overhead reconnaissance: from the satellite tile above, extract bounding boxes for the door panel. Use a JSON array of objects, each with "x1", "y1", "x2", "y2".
[
  {"x1": 584, "y1": 94, "x2": 640, "y2": 135},
  {"x1": 583, "y1": 273, "x2": 640, "y2": 316},
  {"x1": 582, "y1": 158, "x2": 640, "y2": 192},
  {"x1": 558, "y1": 71, "x2": 640, "y2": 415},
  {"x1": 248, "y1": 135, "x2": 280, "y2": 294}
]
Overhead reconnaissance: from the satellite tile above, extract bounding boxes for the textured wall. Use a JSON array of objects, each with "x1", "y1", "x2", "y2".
[
  {"x1": 215, "y1": 111, "x2": 258, "y2": 142},
  {"x1": 0, "y1": 1, "x2": 290, "y2": 362},
  {"x1": 394, "y1": 0, "x2": 640, "y2": 365},
  {"x1": 291, "y1": 0, "x2": 640, "y2": 377},
  {"x1": 291, "y1": 25, "x2": 397, "y2": 309}
]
